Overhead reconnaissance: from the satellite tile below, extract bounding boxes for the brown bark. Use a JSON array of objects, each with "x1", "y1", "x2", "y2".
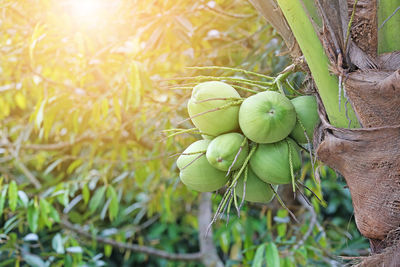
[
  {"x1": 316, "y1": 67, "x2": 400, "y2": 262},
  {"x1": 316, "y1": 119, "x2": 400, "y2": 241},
  {"x1": 249, "y1": 0, "x2": 400, "y2": 264},
  {"x1": 198, "y1": 193, "x2": 225, "y2": 267}
]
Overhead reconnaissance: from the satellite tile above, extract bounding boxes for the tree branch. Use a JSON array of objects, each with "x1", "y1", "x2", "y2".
[
  {"x1": 198, "y1": 193, "x2": 224, "y2": 267},
  {"x1": 60, "y1": 219, "x2": 203, "y2": 262},
  {"x1": 204, "y1": 5, "x2": 255, "y2": 19},
  {"x1": 292, "y1": 194, "x2": 317, "y2": 251},
  {"x1": 14, "y1": 159, "x2": 42, "y2": 189},
  {"x1": 0, "y1": 133, "x2": 153, "y2": 152}
]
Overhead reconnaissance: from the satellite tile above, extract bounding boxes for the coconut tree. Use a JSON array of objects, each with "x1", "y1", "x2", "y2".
[{"x1": 249, "y1": 0, "x2": 400, "y2": 264}]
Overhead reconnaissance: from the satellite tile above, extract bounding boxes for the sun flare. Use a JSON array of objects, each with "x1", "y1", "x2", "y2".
[
  {"x1": 70, "y1": 0, "x2": 102, "y2": 18},
  {"x1": 65, "y1": 0, "x2": 108, "y2": 28}
]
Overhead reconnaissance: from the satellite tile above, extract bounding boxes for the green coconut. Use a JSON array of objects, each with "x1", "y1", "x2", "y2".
[
  {"x1": 188, "y1": 81, "x2": 241, "y2": 136},
  {"x1": 206, "y1": 133, "x2": 249, "y2": 171},
  {"x1": 201, "y1": 134, "x2": 215, "y2": 140},
  {"x1": 249, "y1": 138, "x2": 301, "y2": 184},
  {"x1": 290, "y1": 95, "x2": 320, "y2": 144},
  {"x1": 239, "y1": 91, "x2": 296, "y2": 143},
  {"x1": 235, "y1": 167, "x2": 277, "y2": 203},
  {"x1": 177, "y1": 140, "x2": 229, "y2": 192}
]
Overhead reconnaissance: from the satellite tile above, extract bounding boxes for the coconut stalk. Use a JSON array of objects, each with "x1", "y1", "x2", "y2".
[
  {"x1": 275, "y1": 0, "x2": 359, "y2": 128},
  {"x1": 378, "y1": 0, "x2": 400, "y2": 54}
]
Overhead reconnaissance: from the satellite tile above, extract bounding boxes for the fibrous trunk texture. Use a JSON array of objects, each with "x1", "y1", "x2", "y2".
[
  {"x1": 315, "y1": 0, "x2": 400, "y2": 257},
  {"x1": 249, "y1": 0, "x2": 400, "y2": 264},
  {"x1": 316, "y1": 67, "x2": 400, "y2": 260}
]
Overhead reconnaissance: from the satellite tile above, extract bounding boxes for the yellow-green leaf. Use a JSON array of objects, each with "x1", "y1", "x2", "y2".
[
  {"x1": 82, "y1": 184, "x2": 90, "y2": 205},
  {"x1": 8, "y1": 181, "x2": 18, "y2": 212},
  {"x1": 113, "y1": 96, "x2": 121, "y2": 121},
  {"x1": 0, "y1": 185, "x2": 8, "y2": 217},
  {"x1": 265, "y1": 242, "x2": 280, "y2": 267},
  {"x1": 89, "y1": 186, "x2": 106, "y2": 213},
  {"x1": 15, "y1": 92, "x2": 27, "y2": 110},
  {"x1": 104, "y1": 244, "x2": 112, "y2": 257},
  {"x1": 106, "y1": 186, "x2": 119, "y2": 221},
  {"x1": 28, "y1": 202, "x2": 40, "y2": 232}
]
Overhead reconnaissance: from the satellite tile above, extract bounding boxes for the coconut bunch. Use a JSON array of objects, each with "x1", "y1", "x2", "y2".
[{"x1": 177, "y1": 81, "x2": 319, "y2": 205}]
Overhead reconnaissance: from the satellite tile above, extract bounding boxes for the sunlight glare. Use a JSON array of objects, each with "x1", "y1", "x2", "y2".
[{"x1": 67, "y1": 0, "x2": 105, "y2": 27}]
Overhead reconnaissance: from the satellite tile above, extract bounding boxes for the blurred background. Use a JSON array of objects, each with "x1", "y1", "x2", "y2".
[{"x1": 0, "y1": 0, "x2": 368, "y2": 266}]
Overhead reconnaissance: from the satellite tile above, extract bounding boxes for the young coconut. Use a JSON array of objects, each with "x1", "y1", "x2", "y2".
[
  {"x1": 206, "y1": 133, "x2": 249, "y2": 171},
  {"x1": 239, "y1": 91, "x2": 296, "y2": 143},
  {"x1": 250, "y1": 138, "x2": 301, "y2": 184},
  {"x1": 235, "y1": 167, "x2": 277, "y2": 203},
  {"x1": 177, "y1": 140, "x2": 229, "y2": 192},
  {"x1": 290, "y1": 95, "x2": 320, "y2": 144},
  {"x1": 188, "y1": 81, "x2": 241, "y2": 136}
]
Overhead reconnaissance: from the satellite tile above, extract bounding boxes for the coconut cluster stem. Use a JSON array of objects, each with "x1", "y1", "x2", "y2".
[
  {"x1": 226, "y1": 137, "x2": 248, "y2": 176},
  {"x1": 269, "y1": 184, "x2": 299, "y2": 223},
  {"x1": 187, "y1": 66, "x2": 275, "y2": 81},
  {"x1": 193, "y1": 97, "x2": 243, "y2": 104},
  {"x1": 287, "y1": 139, "x2": 296, "y2": 193},
  {"x1": 297, "y1": 117, "x2": 316, "y2": 179},
  {"x1": 207, "y1": 145, "x2": 257, "y2": 233},
  {"x1": 163, "y1": 128, "x2": 202, "y2": 139},
  {"x1": 276, "y1": 0, "x2": 359, "y2": 128},
  {"x1": 178, "y1": 99, "x2": 243, "y2": 125},
  {"x1": 181, "y1": 152, "x2": 205, "y2": 171},
  {"x1": 239, "y1": 165, "x2": 248, "y2": 212}
]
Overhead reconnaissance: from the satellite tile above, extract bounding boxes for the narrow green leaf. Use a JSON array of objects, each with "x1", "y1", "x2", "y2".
[
  {"x1": 3, "y1": 216, "x2": 19, "y2": 234},
  {"x1": 67, "y1": 159, "x2": 83, "y2": 174},
  {"x1": 82, "y1": 184, "x2": 90, "y2": 205},
  {"x1": 101, "y1": 98, "x2": 109, "y2": 117},
  {"x1": 127, "y1": 62, "x2": 142, "y2": 109},
  {"x1": 27, "y1": 202, "x2": 39, "y2": 233},
  {"x1": 23, "y1": 254, "x2": 46, "y2": 267},
  {"x1": 0, "y1": 185, "x2": 8, "y2": 217},
  {"x1": 104, "y1": 244, "x2": 112, "y2": 257},
  {"x1": 66, "y1": 246, "x2": 83, "y2": 253},
  {"x1": 219, "y1": 231, "x2": 230, "y2": 254},
  {"x1": 252, "y1": 244, "x2": 266, "y2": 267},
  {"x1": 265, "y1": 242, "x2": 280, "y2": 267},
  {"x1": 64, "y1": 255, "x2": 73, "y2": 267},
  {"x1": 49, "y1": 204, "x2": 60, "y2": 223},
  {"x1": 18, "y1": 191, "x2": 29, "y2": 208},
  {"x1": 39, "y1": 198, "x2": 51, "y2": 227},
  {"x1": 100, "y1": 199, "x2": 110, "y2": 220},
  {"x1": 39, "y1": 198, "x2": 50, "y2": 216},
  {"x1": 8, "y1": 181, "x2": 18, "y2": 212},
  {"x1": 44, "y1": 159, "x2": 63, "y2": 175},
  {"x1": 106, "y1": 186, "x2": 119, "y2": 221},
  {"x1": 89, "y1": 186, "x2": 106, "y2": 213},
  {"x1": 52, "y1": 233, "x2": 65, "y2": 254},
  {"x1": 378, "y1": 0, "x2": 400, "y2": 53},
  {"x1": 35, "y1": 99, "x2": 46, "y2": 129},
  {"x1": 113, "y1": 96, "x2": 121, "y2": 121}
]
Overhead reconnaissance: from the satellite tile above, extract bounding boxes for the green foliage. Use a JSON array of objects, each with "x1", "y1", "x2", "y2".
[{"x1": 0, "y1": 0, "x2": 367, "y2": 266}]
